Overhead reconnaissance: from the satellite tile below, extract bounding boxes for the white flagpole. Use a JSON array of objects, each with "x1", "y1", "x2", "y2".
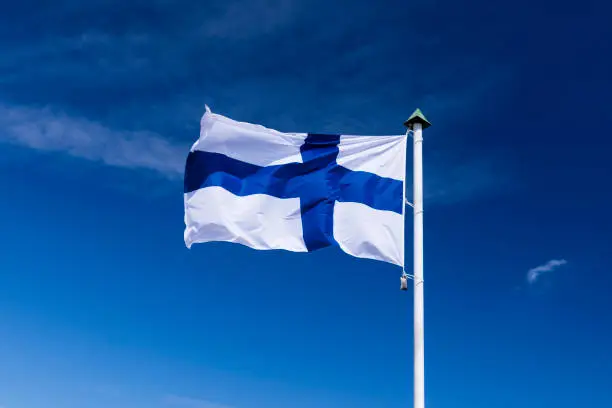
[{"x1": 404, "y1": 109, "x2": 431, "y2": 408}]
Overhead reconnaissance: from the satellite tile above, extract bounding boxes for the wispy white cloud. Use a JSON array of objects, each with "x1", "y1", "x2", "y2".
[
  {"x1": 163, "y1": 394, "x2": 233, "y2": 408},
  {"x1": 527, "y1": 259, "x2": 567, "y2": 284},
  {"x1": 0, "y1": 103, "x2": 186, "y2": 177}
]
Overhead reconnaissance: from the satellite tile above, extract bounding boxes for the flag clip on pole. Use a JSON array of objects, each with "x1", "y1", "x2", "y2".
[{"x1": 404, "y1": 108, "x2": 431, "y2": 408}]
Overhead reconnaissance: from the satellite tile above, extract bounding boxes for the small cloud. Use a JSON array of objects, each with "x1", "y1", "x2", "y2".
[
  {"x1": 0, "y1": 103, "x2": 187, "y2": 177},
  {"x1": 163, "y1": 394, "x2": 233, "y2": 408},
  {"x1": 527, "y1": 259, "x2": 567, "y2": 284}
]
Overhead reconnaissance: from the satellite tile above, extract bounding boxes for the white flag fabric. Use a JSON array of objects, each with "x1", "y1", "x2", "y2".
[{"x1": 184, "y1": 107, "x2": 407, "y2": 266}]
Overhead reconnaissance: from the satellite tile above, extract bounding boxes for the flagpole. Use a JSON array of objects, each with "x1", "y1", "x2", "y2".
[{"x1": 405, "y1": 109, "x2": 431, "y2": 408}]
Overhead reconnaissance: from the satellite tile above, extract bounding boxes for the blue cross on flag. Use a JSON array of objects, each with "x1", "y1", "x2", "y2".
[{"x1": 183, "y1": 107, "x2": 407, "y2": 266}]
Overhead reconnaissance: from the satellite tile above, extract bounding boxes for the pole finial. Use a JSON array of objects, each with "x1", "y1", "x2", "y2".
[{"x1": 404, "y1": 108, "x2": 431, "y2": 130}]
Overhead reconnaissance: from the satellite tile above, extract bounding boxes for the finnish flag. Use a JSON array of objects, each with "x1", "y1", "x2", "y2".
[{"x1": 184, "y1": 107, "x2": 407, "y2": 266}]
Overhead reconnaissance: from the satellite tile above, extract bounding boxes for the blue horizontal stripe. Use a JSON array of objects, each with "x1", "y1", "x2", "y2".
[
  {"x1": 185, "y1": 151, "x2": 299, "y2": 198},
  {"x1": 336, "y1": 169, "x2": 404, "y2": 214},
  {"x1": 184, "y1": 150, "x2": 403, "y2": 215}
]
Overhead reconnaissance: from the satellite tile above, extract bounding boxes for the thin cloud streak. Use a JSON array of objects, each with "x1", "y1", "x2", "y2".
[
  {"x1": 0, "y1": 103, "x2": 186, "y2": 177},
  {"x1": 527, "y1": 259, "x2": 568, "y2": 284}
]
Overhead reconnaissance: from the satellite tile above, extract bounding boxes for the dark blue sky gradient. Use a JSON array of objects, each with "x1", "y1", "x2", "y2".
[{"x1": 1, "y1": 1, "x2": 611, "y2": 407}]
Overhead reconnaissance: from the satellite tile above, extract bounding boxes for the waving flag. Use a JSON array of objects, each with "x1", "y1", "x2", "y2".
[{"x1": 183, "y1": 107, "x2": 407, "y2": 266}]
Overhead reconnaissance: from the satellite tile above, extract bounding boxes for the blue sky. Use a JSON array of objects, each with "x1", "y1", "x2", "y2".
[{"x1": 1, "y1": 0, "x2": 611, "y2": 407}]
